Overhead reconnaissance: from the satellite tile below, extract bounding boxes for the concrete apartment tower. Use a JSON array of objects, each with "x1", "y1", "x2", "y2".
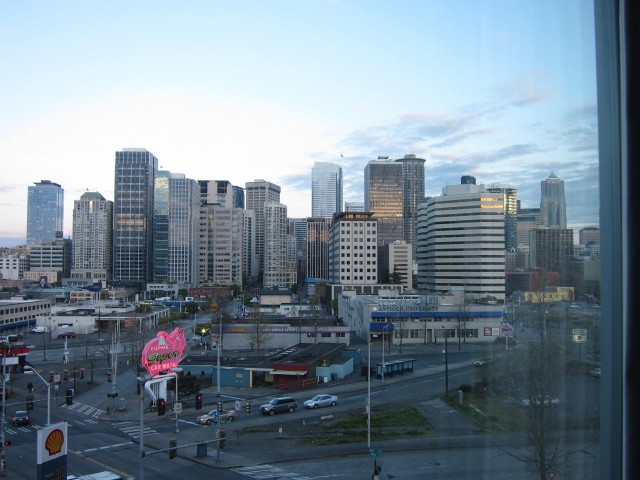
[{"x1": 71, "y1": 191, "x2": 113, "y2": 284}]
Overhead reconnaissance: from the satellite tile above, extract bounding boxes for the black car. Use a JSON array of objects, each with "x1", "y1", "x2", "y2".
[
  {"x1": 259, "y1": 397, "x2": 298, "y2": 415},
  {"x1": 12, "y1": 410, "x2": 29, "y2": 426}
]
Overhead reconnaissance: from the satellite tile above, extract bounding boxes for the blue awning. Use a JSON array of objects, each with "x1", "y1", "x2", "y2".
[{"x1": 370, "y1": 322, "x2": 395, "y2": 332}]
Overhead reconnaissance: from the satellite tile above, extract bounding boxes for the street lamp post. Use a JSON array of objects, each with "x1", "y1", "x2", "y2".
[
  {"x1": 381, "y1": 323, "x2": 393, "y2": 382},
  {"x1": 442, "y1": 326, "x2": 449, "y2": 396},
  {"x1": 137, "y1": 376, "x2": 146, "y2": 480},
  {"x1": 367, "y1": 330, "x2": 371, "y2": 449}
]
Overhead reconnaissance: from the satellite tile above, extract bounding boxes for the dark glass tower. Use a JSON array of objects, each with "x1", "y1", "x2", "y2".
[{"x1": 113, "y1": 148, "x2": 158, "y2": 289}]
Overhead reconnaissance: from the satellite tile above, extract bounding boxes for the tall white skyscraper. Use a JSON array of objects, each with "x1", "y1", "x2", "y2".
[
  {"x1": 312, "y1": 162, "x2": 343, "y2": 218},
  {"x1": 540, "y1": 172, "x2": 567, "y2": 229},
  {"x1": 71, "y1": 191, "x2": 113, "y2": 284},
  {"x1": 26, "y1": 180, "x2": 64, "y2": 245},
  {"x1": 416, "y1": 182, "x2": 505, "y2": 302}
]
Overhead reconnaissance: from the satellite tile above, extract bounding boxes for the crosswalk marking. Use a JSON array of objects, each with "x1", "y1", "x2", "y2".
[
  {"x1": 232, "y1": 465, "x2": 312, "y2": 480},
  {"x1": 62, "y1": 402, "x2": 105, "y2": 418},
  {"x1": 112, "y1": 420, "x2": 159, "y2": 438}
]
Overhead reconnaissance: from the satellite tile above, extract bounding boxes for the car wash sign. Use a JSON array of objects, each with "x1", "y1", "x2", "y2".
[{"x1": 142, "y1": 328, "x2": 186, "y2": 377}]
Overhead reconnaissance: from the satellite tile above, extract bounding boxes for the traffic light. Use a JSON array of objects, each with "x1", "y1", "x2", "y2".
[
  {"x1": 168, "y1": 439, "x2": 177, "y2": 459},
  {"x1": 195, "y1": 393, "x2": 203, "y2": 410},
  {"x1": 65, "y1": 389, "x2": 73, "y2": 406},
  {"x1": 245, "y1": 401, "x2": 251, "y2": 413},
  {"x1": 106, "y1": 371, "x2": 112, "y2": 382},
  {"x1": 158, "y1": 398, "x2": 166, "y2": 416},
  {"x1": 26, "y1": 394, "x2": 34, "y2": 411},
  {"x1": 217, "y1": 401, "x2": 223, "y2": 412},
  {"x1": 80, "y1": 368, "x2": 85, "y2": 379},
  {"x1": 3, "y1": 440, "x2": 10, "y2": 447},
  {"x1": 64, "y1": 369, "x2": 69, "y2": 381},
  {"x1": 49, "y1": 370, "x2": 54, "y2": 382}
]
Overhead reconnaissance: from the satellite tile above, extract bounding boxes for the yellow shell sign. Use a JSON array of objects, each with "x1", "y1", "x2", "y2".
[{"x1": 210, "y1": 303, "x2": 218, "y2": 312}]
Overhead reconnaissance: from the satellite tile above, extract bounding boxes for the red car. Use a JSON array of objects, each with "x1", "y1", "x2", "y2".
[{"x1": 57, "y1": 332, "x2": 76, "y2": 339}]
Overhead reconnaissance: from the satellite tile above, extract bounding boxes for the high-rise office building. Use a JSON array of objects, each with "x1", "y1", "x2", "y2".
[
  {"x1": 364, "y1": 157, "x2": 404, "y2": 247},
  {"x1": 516, "y1": 204, "x2": 542, "y2": 249},
  {"x1": 306, "y1": 217, "x2": 331, "y2": 282},
  {"x1": 312, "y1": 162, "x2": 343, "y2": 218},
  {"x1": 71, "y1": 191, "x2": 113, "y2": 284},
  {"x1": 210, "y1": 206, "x2": 244, "y2": 287},
  {"x1": 416, "y1": 182, "x2": 505, "y2": 302},
  {"x1": 232, "y1": 185, "x2": 245, "y2": 209},
  {"x1": 263, "y1": 201, "x2": 290, "y2": 288},
  {"x1": 242, "y1": 210, "x2": 259, "y2": 284},
  {"x1": 398, "y1": 154, "x2": 426, "y2": 254},
  {"x1": 167, "y1": 175, "x2": 199, "y2": 285},
  {"x1": 364, "y1": 154, "x2": 425, "y2": 250},
  {"x1": 328, "y1": 212, "x2": 378, "y2": 285},
  {"x1": 486, "y1": 184, "x2": 518, "y2": 251},
  {"x1": 113, "y1": 148, "x2": 158, "y2": 289},
  {"x1": 153, "y1": 171, "x2": 171, "y2": 282},
  {"x1": 245, "y1": 179, "x2": 281, "y2": 277},
  {"x1": 26, "y1": 180, "x2": 64, "y2": 245},
  {"x1": 579, "y1": 226, "x2": 600, "y2": 246},
  {"x1": 344, "y1": 201, "x2": 365, "y2": 212},
  {"x1": 290, "y1": 218, "x2": 309, "y2": 282},
  {"x1": 529, "y1": 228, "x2": 574, "y2": 285},
  {"x1": 541, "y1": 172, "x2": 567, "y2": 229}
]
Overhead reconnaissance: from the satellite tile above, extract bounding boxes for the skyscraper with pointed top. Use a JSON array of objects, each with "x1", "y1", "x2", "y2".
[{"x1": 540, "y1": 172, "x2": 567, "y2": 229}]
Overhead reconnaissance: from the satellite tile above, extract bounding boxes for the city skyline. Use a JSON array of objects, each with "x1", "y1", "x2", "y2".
[{"x1": 0, "y1": 1, "x2": 599, "y2": 246}]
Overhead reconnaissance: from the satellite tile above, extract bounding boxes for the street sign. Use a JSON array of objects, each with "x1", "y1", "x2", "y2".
[
  {"x1": 369, "y1": 448, "x2": 382, "y2": 457},
  {"x1": 174, "y1": 402, "x2": 182, "y2": 414},
  {"x1": 572, "y1": 328, "x2": 587, "y2": 343}
]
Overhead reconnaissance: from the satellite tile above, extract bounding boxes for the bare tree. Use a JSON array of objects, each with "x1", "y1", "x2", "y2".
[{"x1": 247, "y1": 300, "x2": 272, "y2": 353}]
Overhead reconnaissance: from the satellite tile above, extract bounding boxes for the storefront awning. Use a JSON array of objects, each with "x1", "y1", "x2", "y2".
[{"x1": 270, "y1": 370, "x2": 307, "y2": 376}]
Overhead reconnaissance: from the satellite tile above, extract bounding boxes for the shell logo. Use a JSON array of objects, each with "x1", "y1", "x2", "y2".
[{"x1": 45, "y1": 428, "x2": 65, "y2": 455}]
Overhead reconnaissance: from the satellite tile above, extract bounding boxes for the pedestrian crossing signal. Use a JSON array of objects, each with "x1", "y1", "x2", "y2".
[
  {"x1": 195, "y1": 393, "x2": 203, "y2": 410},
  {"x1": 158, "y1": 398, "x2": 166, "y2": 416}
]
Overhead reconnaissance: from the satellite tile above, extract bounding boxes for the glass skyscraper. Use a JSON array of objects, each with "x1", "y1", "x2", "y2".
[
  {"x1": 26, "y1": 180, "x2": 64, "y2": 245},
  {"x1": 311, "y1": 161, "x2": 343, "y2": 218},
  {"x1": 364, "y1": 157, "x2": 404, "y2": 248},
  {"x1": 541, "y1": 172, "x2": 567, "y2": 229},
  {"x1": 113, "y1": 148, "x2": 158, "y2": 288}
]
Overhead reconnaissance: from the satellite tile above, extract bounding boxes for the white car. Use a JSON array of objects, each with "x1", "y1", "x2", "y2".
[
  {"x1": 31, "y1": 326, "x2": 47, "y2": 333},
  {"x1": 22, "y1": 366, "x2": 35, "y2": 375},
  {"x1": 303, "y1": 394, "x2": 338, "y2": 409}
]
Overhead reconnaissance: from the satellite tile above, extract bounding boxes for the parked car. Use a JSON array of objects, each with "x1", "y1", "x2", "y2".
[
  {"x1": 31, "y1": 326, "x2": 47, "y2": 333},
  {"x1": 12, "y1": 410, "x2": 29, "y2": 426},
  {"x1": 196, "y1": 409, "x2": 237, "y2": 425},
  {"x1": 22, "y1": 366, "x2": 35, "y2": 375},
  {"x1": 590, "y1": 367, "x2": 601, "y2": 378},
  {"x1": 259, "y1": 397, "x2": 298, "y2": 415},
  {"x1": 520, "y1": 395, "x2": 560, "y2": 408},
  {"x1": 303, "y1": 394, "x2": 338, "y2": 409},
  {"x1": 8, "y1": 333, "x2": 23, "y2": 342},
  {"x1": 57, "y1": 332, "x2": 76, "y2": 339},
  {"x1": 474, "y1": 359, "x2": 488, "y2": 367}
]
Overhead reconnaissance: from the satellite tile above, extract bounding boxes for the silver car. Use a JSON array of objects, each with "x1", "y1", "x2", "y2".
[{"x1": 303, "y1": 394, "x2": 338, "y2": 409}]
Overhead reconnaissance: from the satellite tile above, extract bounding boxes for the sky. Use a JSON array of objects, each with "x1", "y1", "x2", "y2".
[{"x1": 0, "y1": 0, "x2": 599, "y2": 247}]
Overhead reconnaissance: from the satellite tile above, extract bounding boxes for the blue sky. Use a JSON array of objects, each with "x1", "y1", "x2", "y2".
[{"x1": 0, "y1": 1, "x2": 599, "y2": 246}]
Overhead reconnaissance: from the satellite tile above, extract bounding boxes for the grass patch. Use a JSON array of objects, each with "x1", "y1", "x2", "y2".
[
  {"x1": 444, "y1": 392, "x2": 530, "y2": 433},
  {"x1": 302, "y1": 405, "x2": 432, "y2": 445}
]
